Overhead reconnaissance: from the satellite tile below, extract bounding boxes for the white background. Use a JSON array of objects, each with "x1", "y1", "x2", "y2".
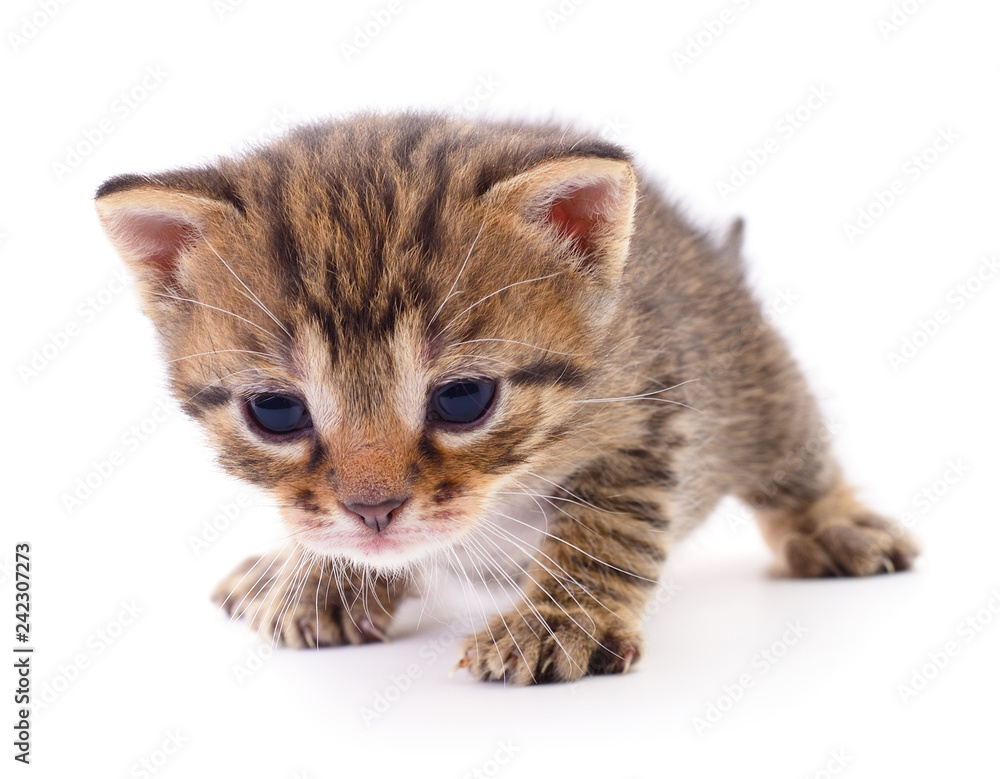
[{"x1": 3, "y1": 0, "x2": 999, "y2": 777}]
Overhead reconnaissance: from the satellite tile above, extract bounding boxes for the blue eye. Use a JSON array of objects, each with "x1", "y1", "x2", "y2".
[
  {"x1": 430, "y1": 379, "x2": 497, "y2": 425},
  {"x1": 247, "y1": 394, "x2": 312, "y2": 435}
]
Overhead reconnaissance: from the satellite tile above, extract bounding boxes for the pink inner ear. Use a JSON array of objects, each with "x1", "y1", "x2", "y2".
[
  {"x1": 117, "y1": 210, "x2": 199, "y2": 279},
  {"x1": 544, "y1": 182, "x2": 611, "y2": 256}
]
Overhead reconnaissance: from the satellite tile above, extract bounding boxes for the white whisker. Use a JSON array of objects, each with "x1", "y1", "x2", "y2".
[
  {"x1": 438, "y1": 272, "x2": 563, "y2": 336},
  {"x1": 201, "y1": 232, "x2": 293, "y2": 338},
  {"x1": 459, "y1": 539, "x2": 537, "y2": 683},
  {"x1": 487, "y1": 508, "x2": 659, "y2": 585},
  {"x1": 427, "y1": 216, "x2": 488, "y2": 329},
  {"x1": 477, "y1": 518, "x2": 615, "y2": 625},
  {"x1": 451, "y1": 338, "x2": 581, "y2": 357},
  {"x1": 168, "y1": 349, "x2": 275, "y2": 363},
  {"x1": 573, "y1": 378, "x2": 702, "y2": 413},
  {"x1": 151, "y1": 292, "x2": 280, "y2": 341},
  {"x1": 522, "y1": 471, "x2": 623, "y2": 517}
]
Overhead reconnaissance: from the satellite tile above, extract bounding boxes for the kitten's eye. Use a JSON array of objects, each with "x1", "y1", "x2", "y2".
[
  {"x1": 429, "y1": 379, "x2": 497, "y2": 425},
  {"x1": 247, "y1": 394, "x2": 312, "y2": 435}
]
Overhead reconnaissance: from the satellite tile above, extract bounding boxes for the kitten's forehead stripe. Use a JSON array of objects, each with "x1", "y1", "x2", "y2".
[
  {"x1": 259, "y1": 156, "x2": 306, "y2": 299},
  {"x1": 391, "y1": 118, "x2": 431, "y2": 167},
  {"x1": 377, "y1": 173, "x2": 398, "y2": 244},
  {"x1": 305, "y1": 299, "x2": 340, "y2": 362},
  {"x1": 410, "y1": 141, "x2": 453, "y2": 262}
]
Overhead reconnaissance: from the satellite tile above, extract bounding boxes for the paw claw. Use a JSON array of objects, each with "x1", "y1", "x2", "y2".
[
  {"x1": 459, "y1": 609, "x2": 643, "y2": 685},
  {"x1": 356, "y1": 616, "x2": 388, "y2": 643},
  {"x1": 297, "y1": 617, "x2": 317, "y2": 648},
  {"x1": 212, "y1": 551, "x2": 400, "y2": 649},
  {"x1": 621, "y1": 646, "x2": 639, "y2": 674},
  {"x1": 770, "y1": 499, "x2": 920, "y2": 579}
]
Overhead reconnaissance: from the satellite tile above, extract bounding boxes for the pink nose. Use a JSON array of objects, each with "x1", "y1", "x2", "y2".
[{"x1": 341, "y1": 498, "x2": 406, "y2": 533}]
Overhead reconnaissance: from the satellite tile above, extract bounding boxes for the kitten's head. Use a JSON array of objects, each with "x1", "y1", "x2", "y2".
[{"x1": 96, "y1": 113, "x2": 637, "y2": 572}]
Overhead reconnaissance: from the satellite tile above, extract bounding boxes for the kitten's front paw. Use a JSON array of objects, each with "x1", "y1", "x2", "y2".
[
  {"x1": 764, "y1": 495, "x2": 920, "y2": 578},
  {"x1": 458, "y1": 607, "x2": 643, "y2": 685},
  {"x1": 212, "y1": 553, "x2": 393, "y2": 648}
]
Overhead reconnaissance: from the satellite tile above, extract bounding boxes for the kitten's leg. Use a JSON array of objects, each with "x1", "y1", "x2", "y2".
[
  {"x1": 458, "y1": 480, "x2": 670, "y2": 684},
  {"x1": 212, "y1": 547, "x2": 406, "y2": 648},
  {"x1": 731, "y1": 339, "x2": 920, "y2": 577}
]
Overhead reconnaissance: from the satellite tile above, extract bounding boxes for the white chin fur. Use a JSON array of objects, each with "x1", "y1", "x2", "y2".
[{"x1": 303, "y1": 534, "x2": 457, "y2": 575}]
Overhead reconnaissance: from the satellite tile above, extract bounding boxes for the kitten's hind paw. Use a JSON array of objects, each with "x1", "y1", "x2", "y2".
[
  {"x1": 458, "y1": 607, "x2": 643, "y2": 685},
  {"x1": 212, "y1": 552, "x2": 396, "y2": 648},
  {"x1": 758, "y1": 486, "x2": 920, "y2": 578}
]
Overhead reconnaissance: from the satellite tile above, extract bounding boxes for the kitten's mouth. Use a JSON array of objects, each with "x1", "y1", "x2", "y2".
[{"x1": 293, "y1": 516, "x2": 462, "y2": 570}]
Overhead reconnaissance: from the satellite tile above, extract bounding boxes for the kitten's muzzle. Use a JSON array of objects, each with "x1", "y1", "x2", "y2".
[{"x1": 340, "y1": 498, "x2": 408, "y2": 533}]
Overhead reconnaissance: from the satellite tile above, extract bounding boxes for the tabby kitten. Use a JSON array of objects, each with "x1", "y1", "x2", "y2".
[{"x1": 96, "y1": 112, "x2": 919, "y2": 684}]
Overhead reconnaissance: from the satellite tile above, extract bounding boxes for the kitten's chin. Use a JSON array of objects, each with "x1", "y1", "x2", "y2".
[{"x1": 298, "y1": 530, "x2": 458, "y2": 573}]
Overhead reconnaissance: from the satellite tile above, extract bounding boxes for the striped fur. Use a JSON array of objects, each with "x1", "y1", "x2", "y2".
[{"x1": 96, "y1": 112, "x2": 919, "y2": 684}]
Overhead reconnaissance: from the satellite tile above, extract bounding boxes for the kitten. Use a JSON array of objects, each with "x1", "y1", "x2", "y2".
[{"x1": 96, "y1": 112, "x2": 919, "y2": 684}]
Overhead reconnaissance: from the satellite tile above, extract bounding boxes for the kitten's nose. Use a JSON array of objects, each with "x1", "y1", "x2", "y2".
[{"x1": 341, "y1": 498, "x2": 407, "y2": 533}]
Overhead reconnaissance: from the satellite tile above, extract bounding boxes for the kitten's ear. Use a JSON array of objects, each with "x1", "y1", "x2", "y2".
[
  {"x1": 486, "y1": 157, "x2": 637, "y2": 282},
  {"x1": 95, "y1": 178, "x2": 238, "y2": 290}
]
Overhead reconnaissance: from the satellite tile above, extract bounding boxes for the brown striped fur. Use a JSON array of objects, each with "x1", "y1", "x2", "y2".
[{"x1": 96, "y1": 112, "x2": 919, "y2": 684}]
